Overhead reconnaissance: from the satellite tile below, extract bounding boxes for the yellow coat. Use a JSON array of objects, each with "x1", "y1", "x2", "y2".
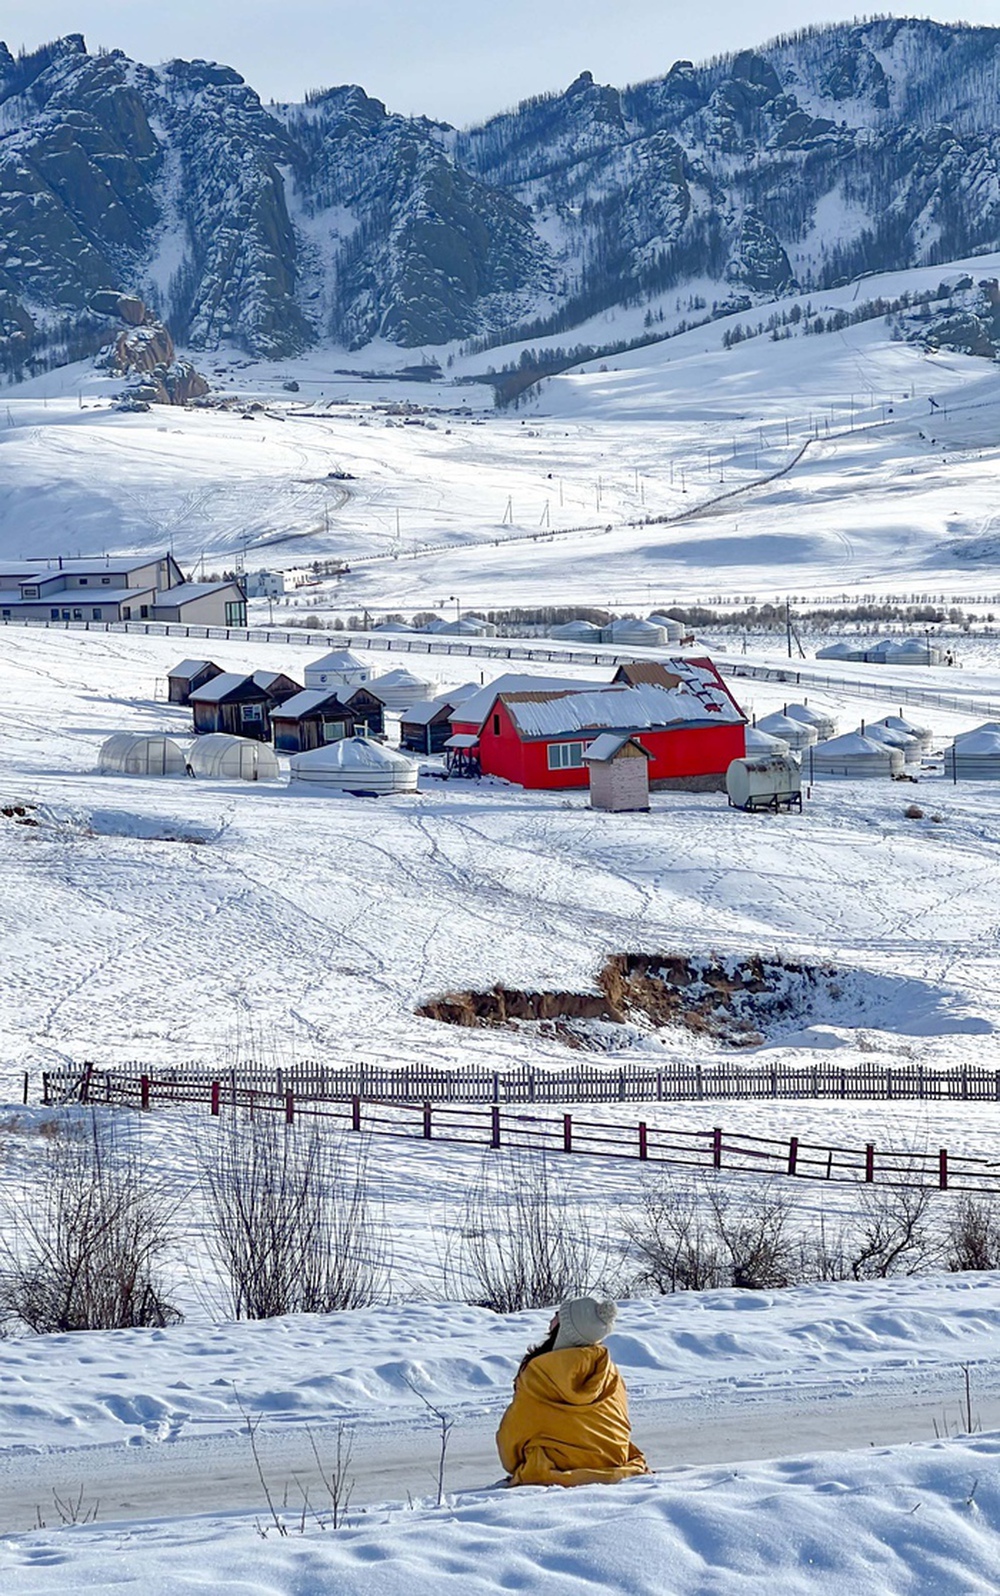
[{"x1": 496, "y1": 1344, "x2": 650, "y2": 1487}]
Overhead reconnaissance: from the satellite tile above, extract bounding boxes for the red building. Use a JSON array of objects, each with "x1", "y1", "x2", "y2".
[{"x1": 453, "y1": 658, "x2": 746, "y2": 791}]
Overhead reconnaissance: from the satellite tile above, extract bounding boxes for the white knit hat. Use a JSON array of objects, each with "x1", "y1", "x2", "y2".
[{"x1": 552, "y1": 1297, "x2": 617, "y2": 1349}]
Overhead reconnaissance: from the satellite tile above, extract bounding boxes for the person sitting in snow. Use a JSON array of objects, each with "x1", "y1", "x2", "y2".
[{"x1": 496, "y1": 1297, "x2": 650, "y2": 1487}]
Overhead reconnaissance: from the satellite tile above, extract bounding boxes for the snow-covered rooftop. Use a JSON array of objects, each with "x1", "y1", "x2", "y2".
[{"x1": 504, "y1": 680, "x2": 743, "y2": 738}]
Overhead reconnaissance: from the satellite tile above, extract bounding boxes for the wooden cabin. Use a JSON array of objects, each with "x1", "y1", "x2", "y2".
[
  {"x1": 345, "y1": 686, "x2": 385, "y2": 736},
  {"x1": 400, "y1": 694, "x2": 459, "y2": 754},
  {"x1": 582, "y1": 734, "x2": 652, "y2": 812},
  {"x1": 167, "y1": 659, "x2": 223, "y2": 705},
  {"x1": 270, "y1": 689, "x2": 355, "y2": 753},
  {"x1": 189, "y1": 670, "x2": 301, "y2": 741}
]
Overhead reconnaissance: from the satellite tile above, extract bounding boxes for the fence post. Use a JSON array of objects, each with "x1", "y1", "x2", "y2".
[
  {"x1": 563, "y1": 1114, "x2": 573, "y2": 1153},
  {"x1": 211, "y1": 1080, "x2": 220, "y2": 1116},
  {"x1": 712, "y1": 1126, "x2": 722, "y2": 1170},
  {"x1": 140, "y1": 1075, "x2": 150, "y2": 1111},
  {"x1": 787, "y1": 1135, "x2": 798, "y2": 1176},
  {"x1": 352, "y1": 1094, "x2": 361, "y2": 1132},
  {"x1": 938, "y1": 1148, "x2": 948, "y2": 1191},
  {"x1": 865, "y1": 1144, "x2": 875, "y2": 1183},
  {"x1": 22, "y1": 1071, "x2": 28, "y2": 1106},
  {"x1": 491, "y1": 1104, "x2": 501, "y2": 1149},
  {"x1": 285, "y1": 1090, "x2": 295, "y2": 1125},
  {"x1": 423, "y1": 1101, "x2": 432, "y2": 1140},
  {"x1": 638, "y1": 1122, "x2": 648, "y2": 1160},
  {"x1": 81, "y1": 1063, "x2": 93, "y2": 1105}
]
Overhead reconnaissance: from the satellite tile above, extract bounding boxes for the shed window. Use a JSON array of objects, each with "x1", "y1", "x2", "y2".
[
  {"x1": 548, "y1": 741, "x2": 585, "y2": 770},
  {"x1": 492, "y1": 713, "x2": 501, "y2": 736},
  {"x1": 91, "y1": 608, "x2": 101, "y2": 620},
  {"x1": 21, "y1": 584, "x2": 38, "y2": 599},
  {"x1": 242, "y1": 703, "x2": 264, "y2": 722},
  {"x1": 79, "y1": 577, "x2": 88, "y2": 585},
  {"x1": 2, "y1": 609, "x2": 10, "y2": 620},
  {"x1": 123, "y1": 606, "x2": 131, "y2": 619},
  {"x1": 72, "y1": 608, "x2": 83, "y2": 621},
  {"x1": 50, "y1": 608, "x2": 60, "y2": 619},
  {"x1": 140, "y1": 605, "x2": 149, "y2": 619},
  {"x1": 101, "y1": 576, "x2": 111, "y2": 585},
  {"x1": 225, "y1": 600, "x2": 247, "y2": 626}
]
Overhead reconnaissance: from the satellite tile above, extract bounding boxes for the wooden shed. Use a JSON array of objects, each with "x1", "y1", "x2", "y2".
[
  {"x1": 270, "y1": 689, "x2": 355, "y2": 754},
  {"x1": 167, "y1": 659, "x2": 223, "y2": 704},
  {"x1": 189, "y1": 670, "x2": 300, "y2": 741},
  {"x1": 582, "y1": 733, "x2": 652, "y2": 812},
  {"x1": 345, "y1": 686, "x2": 385, "y2": 736},
  {"x1": 401, "y1": 693, "x2": 460, "y2": 754}
]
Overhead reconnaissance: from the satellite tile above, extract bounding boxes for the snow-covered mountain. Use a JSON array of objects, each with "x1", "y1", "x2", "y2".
[{"x1": 3, "y1": 18, "x2": 1000, "y2": 373}]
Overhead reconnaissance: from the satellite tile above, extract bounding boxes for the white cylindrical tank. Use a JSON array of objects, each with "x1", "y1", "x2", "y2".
[
  {"x1": 808, "y1": 731, "x2": 904, "y2": 778},
  {"x1": 756, "y1": 711, "x2": 818, "y2": 750},
  {"x1": 744, "y1": 725, "x2": 790, "y2": 756},
  {"x1": 726, "y1": 755, "x2": 802, "y2": 811},
  {"x1": 99, "y1": 733, "x2": 189, "y2": 776},
  {"x1": 187, "y1": 735, "x2": 281, "y2": 781},
  {"x1": 783, "y1": 702, "x2": 838, "y2": 740},
  {"x1": 289, "y1": 737, "x2": 419, "y2": 795}
]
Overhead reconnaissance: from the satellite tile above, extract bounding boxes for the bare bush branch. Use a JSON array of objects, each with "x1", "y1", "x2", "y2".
[
  {"x1": 0, "y1": 1111, "x2": 180, "y2": 1333},
  {"x1": 204, "y1": 1114, "x2": 389, "y2": 1320},
  {"x1": 623, "y1": 1178, "x2": 725, "y2": 1293},
  {"x1": 850, "y1": 1183, "x2": 939, "y2": 1280},
  {"x1": 456, "y1": 1150, "x2": 615, "y2": 1312},
  {"x1": 944, "y1": 1196, "x2": 1000, "y2": 1272}
]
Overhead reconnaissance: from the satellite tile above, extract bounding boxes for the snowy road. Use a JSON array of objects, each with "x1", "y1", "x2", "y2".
[{"x1": 4, "y1": 1366, "x2": 998, "y2": 1535}]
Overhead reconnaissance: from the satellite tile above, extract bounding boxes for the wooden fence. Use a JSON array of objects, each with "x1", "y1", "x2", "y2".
[
  {"x1": 42, "y1": 1060, "x2": 1000, "y2": 1109},
  {"x1": 40, "y1": 1066, "x2": 1000, "y2": 1194}
]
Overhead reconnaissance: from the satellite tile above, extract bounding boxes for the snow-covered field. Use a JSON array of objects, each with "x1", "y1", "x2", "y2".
[{"x1": 7, "y1": 275, "x2": 1000, "y2": 1589}]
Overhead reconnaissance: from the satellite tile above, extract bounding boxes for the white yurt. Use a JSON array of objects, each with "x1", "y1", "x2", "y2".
[
  {"x1": 946, "y1": 727, "x2": 1000, "y2": 779},
  {"x1": 550, "y1": 620, "x2": 604, "y2": 643},
  {"x1": 99, "y1": 733, "x2": 189, "y2": 777},
  {"x1": 647, "y1": 613, "x2": 685, "y2": 643},
  {"x1": 870, "y1": 714, "x2": 934, "y2": 754},
  {"x1": 187, "y1": 735, "x2": 281, "y2": 781},
  {"x1": 603, "y1": 618, "x2": 667, "y2": 648},
  {"x1": 373, "y1": 619, "x2": 413, "y2": 633},
  {"x1": 815, "y1": 640, "x2": 867, "y2": 662},
  {"x1": 869, "y1": 638, "x2": 942, "y2": 667},
  {"x1": 289, "y1": 737, "x2": 419, "y2": 795},
  {"x1": 368, "y1": 667, "x2": 435, "y2": 710},
  {"x1": 783, "y1": 702, "x2": 838, "y2": 740},
  {"x1": 437, "y1": 617, "x2": 498, "y2": 637},
  {"x1": 807, "y1": 731, "x2": 904, "y2": 779},
  {"x1": 755, "y1": 711, "x2": 818, "y2": 750},
  {"x1": 859, "y1": 721, "x2": 921, "y2": 760},
  {"x1": 303, "y1": 650, "x2": 370, "y2": 691},
  {"x1": 744, "y1": 724, "x2": 791, "y2": 756}
]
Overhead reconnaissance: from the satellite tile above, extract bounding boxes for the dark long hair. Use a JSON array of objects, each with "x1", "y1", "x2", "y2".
[{"x1": 517, "y1": 1325, "x2": 558, "y2": 1379}]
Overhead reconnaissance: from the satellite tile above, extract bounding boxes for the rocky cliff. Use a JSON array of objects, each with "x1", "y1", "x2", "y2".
[{"x1": 3, "y1": 18, "x2": 1000, "y2": 372}]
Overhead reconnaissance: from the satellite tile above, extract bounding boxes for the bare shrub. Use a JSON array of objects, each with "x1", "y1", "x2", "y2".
[
  {"x1": 944, "y1": 1195, "x2": 1000, "y2": 1272},
  {"x1": 797, "y1": 1213, "x2": 852, "y2": 1282},
  {"x1": 457, "y1": 1150, "x2": 615, "y2": 1312},
  {"x1": 204, "y1": 1113, "x2": 388, "y2": 1320},
  {"x1": 849, "y1": 1182, "x2": 938, "y2": 1279},
  {"x1": 0, "y1": 1111, "x2": 180, "y2": 1333},
  {"x1": 705, "y1": 1179, "x2": 796, "y2": 1289},
  {"x1": 623, "y1": 1178, "x2": 724, "y2": 1293}
]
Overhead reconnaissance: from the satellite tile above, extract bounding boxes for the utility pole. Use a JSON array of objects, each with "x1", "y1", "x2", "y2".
[{"x1": 786, "y1": 597, "x2": 793, "y2": 660}]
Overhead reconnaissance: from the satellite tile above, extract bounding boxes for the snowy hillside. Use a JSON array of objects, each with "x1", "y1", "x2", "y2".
[{"x1": 4, "y1": 251, "x2": 1000, "y2": 612}]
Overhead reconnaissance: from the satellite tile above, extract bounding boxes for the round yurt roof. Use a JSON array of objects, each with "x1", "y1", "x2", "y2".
[
  {"x1": 368, "y1": 667, "x2": 434, "y2": 708},
  {"x1": 744, "y1": 725, "x2": 791, "y2": 756},
  {"x1": 756, "y1": 711, "x2": 818, "y2": 748},
  {"x1": 809, "y1": 731, "x2": 903, "y2": 776},
  {"x1": 647, "y1": 613, "x2": 684, "y2": 640},
  {"x1": 783, "y1": 703, "x2": 837, "y2": 735},
  {"x1": 873, "y1": 714, "x2": 933, "y2": 747},
  {"x1": 953, "y1": 721, "x2": 1000, "y2": 743},
  {"x1": 289, "y1": 737, "x2": 418, "y2": 793},
  {"x1": 187, "y1": 734, "x2": 281, "y2": 781},
  {"x1": 860, "y1": 722, "x2": 920, "y2": 755},
  {"x1": 815, "y1": 641, "x2": 866, "y2": 661},
  {"x1": 373, "y1": 619, "x2": 412, "y2": 633},
  {"x1": 950, "y1": 728, "x2": 1000, "y2": 756},
  {"x1": 551, "y1": 620, "x2": 603, "y2": 641},
  {"x1": 99, "y1": 733, "x2": 189, "y2": 776}
]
